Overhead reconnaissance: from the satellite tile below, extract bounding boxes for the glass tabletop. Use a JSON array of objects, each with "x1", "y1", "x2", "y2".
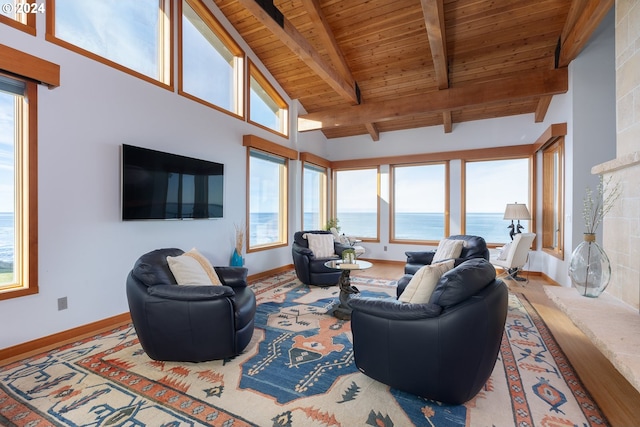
[{"x1": 324, "y1": 259, "x2": 373, "y2": 270}]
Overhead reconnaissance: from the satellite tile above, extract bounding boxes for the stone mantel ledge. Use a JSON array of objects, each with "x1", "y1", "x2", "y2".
[
  {"x1": 591, "y1": 151, "x2": 640, "y2": 174},
  {"x1": 544, "y1": 286, "x2": 640, "y2": 394}
]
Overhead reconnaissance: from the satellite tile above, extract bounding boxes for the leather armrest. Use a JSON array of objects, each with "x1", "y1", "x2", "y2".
[
  {"x1": 334, "y1": 242, "x2": 352, "y2": 256},
  {"x1": 349, "y1": 297, "x2": 442, "y2": 320},
  {"x1": 292, "y1": 244, "x2": 314, "y2": 257},
  {"x1": 147, "y1": 284, "x2": 235, "y2": 301},
  {"x1": 215, "y1": 267, "x2": 248, "y2": 288},
  {"x1": 405, "y1": 251, "x2": 436, "y2": 265}
]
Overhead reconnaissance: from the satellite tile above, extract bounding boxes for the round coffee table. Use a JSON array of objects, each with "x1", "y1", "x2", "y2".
[{"x1": 324, "y1": 259, "x2": 373, "y2": 320}]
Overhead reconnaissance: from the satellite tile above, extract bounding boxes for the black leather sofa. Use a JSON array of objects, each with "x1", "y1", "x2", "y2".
[
  {"x1": 399, "y1": 234, "x2": 489, "y2": 296},
  {"x1": 126, "y1": 248, "x2": 256, "y2": 362},
  {"x1": 292, "y1": 230, "x2": 351, "y2": 286},
  {"x1": 349, "y1": 258, "x2": 508, "y2": 404}
]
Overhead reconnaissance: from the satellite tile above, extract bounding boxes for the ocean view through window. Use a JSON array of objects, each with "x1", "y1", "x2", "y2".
[{"x1": 334, "y1": 168, "x2": 379, "y2": 239}]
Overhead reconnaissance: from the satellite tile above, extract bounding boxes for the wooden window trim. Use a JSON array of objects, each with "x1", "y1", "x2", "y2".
[
  {"x1": 542, "y1": 138, "x2": 564, "y2": 259},
  {"x1": 0, "y1": 0, "x2": 36, "y2": 35},
  {"x1": 45, "y1": 0, "x2": 174, "y2": 90},
  {"x1": 389, "y1": 161, "x2": 450, "y2": 245},
  {"x1": 0, "y1": 81, "x2": 38, "y2": 301},
  {"x1": 247, "y1": 60, "x2": 289, "y2": 137},
  {"x1": 178, "y1": 0, "x2": 245, "y2": 119},
  {"x1": 332, "y1": 166, "x2": 381, "y2": 243}
]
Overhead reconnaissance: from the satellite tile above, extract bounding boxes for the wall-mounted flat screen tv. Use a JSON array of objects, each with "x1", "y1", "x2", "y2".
[{"x1": 122, "y1": 144, "x2": 224, "y2": 220}]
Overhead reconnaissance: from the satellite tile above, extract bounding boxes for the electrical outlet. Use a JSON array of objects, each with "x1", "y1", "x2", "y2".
[
  {"x1": 384, "y1": 246, "x2": 388, "y2": 251},
  {"x1": 57, "y1": 297, "x2": 68, "y2": 311}
]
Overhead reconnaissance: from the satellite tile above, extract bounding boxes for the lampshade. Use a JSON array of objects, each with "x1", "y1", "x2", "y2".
[{"x1": 503, "y1": 203, "x2": 530, "y2": 220}]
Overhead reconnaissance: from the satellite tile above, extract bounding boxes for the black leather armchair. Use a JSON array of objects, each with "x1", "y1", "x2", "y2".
[
  {"x1": 399, "y1": 235, "x2": 490, "y2": 297},
  {"x1": 292, "y1": 230, "x2": 351, "y2": 286},
  {"x1": 349, "y1": 258, "x2": 508, "y2": 404},
  {"x1": 126, "y1": 248, "x2": 256, "y2": 362}
]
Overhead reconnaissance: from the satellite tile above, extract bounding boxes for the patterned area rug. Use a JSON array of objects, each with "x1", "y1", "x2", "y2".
[{"x1": 0, "y1": 271, "x2": 608, "y2": 426}]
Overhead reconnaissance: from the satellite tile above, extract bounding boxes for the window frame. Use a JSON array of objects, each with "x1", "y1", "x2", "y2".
[
  {"x1": 389, "y1": 161, "x2": 449, "y2": 244},
  {"x1": 45, "y1": 0, "x2": 173, "y2": 89},
  {"x1": 461, "y1": 156, "x2": 534, "y2": 246},
  {"x1": 301, "y1": 158, "x2": 329, "y2": 231},
  {"x1": 244, "y1": 135, "x2": 296, "y2": 252},
  {"x1": 541, "y1": 137, "x2": 564, "y2": 259},
  {"x1": 247, "y1": 60, "x2": 289, "y2": 137},
  {"x1": 0, "y1": 0, "x2": 36, "y2": 35},
  {"x1": 178, "y1": 0, "x2": 245, "y2": 118},
  {"x1": 332, "y1": 166, "x2": 380, "y2": 242},
  {"x1": 0, "y1": 75, "x2": 38, "y2": 301}
]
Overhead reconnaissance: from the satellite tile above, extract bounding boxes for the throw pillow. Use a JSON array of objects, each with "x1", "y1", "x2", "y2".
[
  {"x1": 166, "y1": 248, "x2": 222, "y2": 286},
  {"x1": 432, "y1": 238, "x2": 465, "y2": 263},
  {"x1": 497, "y1": 242, "x2": 512, "y2": 261},
  {"x1": 398, "y1": 259, "x2": 455, "y2": 304},
  {"x1": 304, "y1": 233, "x2": 336, "y2": 258}
]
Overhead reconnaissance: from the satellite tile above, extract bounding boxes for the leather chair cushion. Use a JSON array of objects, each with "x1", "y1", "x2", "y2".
[
  {"x1": 132, "y1": 248, "x2": 184, "y2": 287},
  {"x1": 233, "y1": 287, "x2": 256, "y2": 330},
  {"x1": 399, "y1": 260, "x2": 454, "y2": 304},
  {"x1": 429, "y1": 258, "x2": 496, "y2": 308}
]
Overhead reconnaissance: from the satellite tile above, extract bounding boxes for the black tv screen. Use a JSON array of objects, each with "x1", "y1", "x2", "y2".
[{"x1": 121, "y1": 144, "x2": 224, "y2": 220}]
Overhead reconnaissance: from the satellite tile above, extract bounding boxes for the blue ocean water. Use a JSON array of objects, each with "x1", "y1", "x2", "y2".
[
  {"x1": 0, "y1": 212, "x2": 14, "y2": 267},
  {"x1": 254, "y1": 212, "x2": 513, "y2": 244}
]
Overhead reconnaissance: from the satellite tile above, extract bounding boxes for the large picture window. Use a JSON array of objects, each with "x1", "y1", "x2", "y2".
[
  {"x1": 464, "y1": 158, "x2": 531, "y2": 244},
  {"x1": 248, "y1": 149, "x2": 288, "y2": 250},
  {"x1": 303, "y1": 163, "x2": 327, "y2": 230},
  {"x1": 248, "y1": 62, "x2": 288, "y2": 136},
  {"x1": 48, "y1": 0, "x2": 171, "y2": 85},
  {"x1": 0, "y1": 75, "x2": 37, "y2": 300},
  {"x1": 180, "y1": 0, "x2": 243, "y2": 116},
  {"x1": 542, "y1": 138, "x2": 564, "y2": 258},
  {"x1": 391, "y1": 163, "x2": 447, "y2": 242},
  {"x1": 334, "y1": 168, "x2": 379, "y2": 240}
]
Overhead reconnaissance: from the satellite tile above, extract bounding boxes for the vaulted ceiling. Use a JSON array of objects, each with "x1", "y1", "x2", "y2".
[{"x1": 213, "y1": 0, "x2": 613, "y2": 139}]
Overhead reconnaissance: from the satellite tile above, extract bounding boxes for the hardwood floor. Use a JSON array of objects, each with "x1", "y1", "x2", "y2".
[{"x1": 354, "y1": 261, "x2": 640, "y2": 427}]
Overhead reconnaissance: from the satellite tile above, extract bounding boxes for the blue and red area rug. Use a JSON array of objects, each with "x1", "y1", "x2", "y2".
[{"x1": 0, "y1": 271, "x2": 607, "y2": 426}]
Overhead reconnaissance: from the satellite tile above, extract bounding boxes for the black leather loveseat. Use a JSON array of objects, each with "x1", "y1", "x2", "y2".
[
  {"x1": 126, "y1": 248, "x2": 256, "y2": 362},
  {"x1": 292, "y1": 230, "x2": 351, "y2": 286},
  {"x1": 398, "y1": 234, "x2": 489, "y2": 296},
  {"x1": 349, "y1": 258, "x2": 508, "y2": 404}
]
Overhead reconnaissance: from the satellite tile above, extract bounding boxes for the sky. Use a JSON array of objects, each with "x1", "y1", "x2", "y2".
[{"x1": 0, "y1": 92, "x2": 15, "y2": 213}]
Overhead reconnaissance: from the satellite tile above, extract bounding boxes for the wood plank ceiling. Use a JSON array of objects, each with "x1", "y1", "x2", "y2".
[{"x1": 213, "y1": 0, "x2": 613, "y2": 140}]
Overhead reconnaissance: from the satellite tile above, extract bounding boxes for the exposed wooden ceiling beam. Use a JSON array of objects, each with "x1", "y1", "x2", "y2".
[
  {"x1": 237, "y1": 0, "x2": 359, "y2": 104},
  {"x1": 421, "y1": 0, "x2": 448, "y2": 90},
  {"x1": 558, "y1": 0, "x2": 613, "y2": 67},
  {"x1": 298, "y1": 68, "x2": 568, "y2": 131},
  {"x1": 422, "y1": 0, "x2": 451, "y2": 133},
  {"x1": 299, "y1": 0, "x2": 354, "y2": 86},
  {"x1": 364, "y1": 123, "x2": 380, "y2": 141},
  {"x1": 535, "y1": 95, "x2": 553, "y2": 123},
  {"x1": 442, "y1": 111, "x2": 452, "y2": 133}
]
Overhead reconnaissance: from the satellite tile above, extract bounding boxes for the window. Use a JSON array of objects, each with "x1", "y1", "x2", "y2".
[
  {"x1": 0, "y1": 75, "x2": 37, "y2": 300},
  {"x1": 391, "y1": 163, "x2": 447, "y2": 242},
  {"x1": 180, "y1": 0, "x2": 243, "y2": 116},
  {"x1": 48, "y1": 0, "x2": 171, "y2": 85},
  {"x1": 0, "y1": 0, "x2": 37, "y2": 34},
  {"x1": 464, "y1": 158, "x2": 531, "y2": 244},
  {"x1": 303, "y1": 162, "x2": 327, "y2": 230},
  {"x1": 334, "y1": 168, "x2": 379, "y2": 240},
  {"x1": 542, "y1": 138, "x2": 564, "y2": 258},
  {"x1": 248, "y1": 149, "x2": 288, "y2": 250},
  {"x1": 248, "y1": 61, "x2": 288, "y2": 136}
]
